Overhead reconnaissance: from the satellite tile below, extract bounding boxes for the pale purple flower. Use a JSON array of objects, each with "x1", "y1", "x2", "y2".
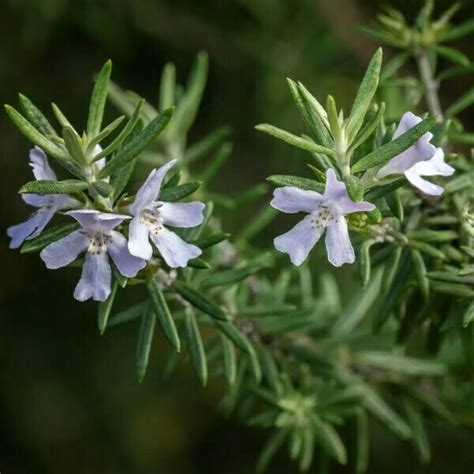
[
  {"x1": 127, "y1": 159, "x2": 205, "y2": 267},
  {"x1": 40, "y1": 210, "x2": 146, "y2": 302},
  {"x1": 377, "y1": 112, "x2": 454, "y2": 196},
  {"x1": 7, "y1": 148, "x2": 80, "y2": 248},
  {"x1": 271, "y1": 169, "x2": 375, "y2": 267}
]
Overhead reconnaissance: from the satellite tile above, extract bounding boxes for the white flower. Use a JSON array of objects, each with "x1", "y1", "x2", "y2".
[
  {"x1": 7, "y1": 148, "x2": 80, "y2": 248},
  {"x1": 127, "y1": 160, "x2": 205, "y2": 268},
  {"x1": 377, "y1": 112, "x2": 455, "y2": 196},
  {"x1": 271, "y1": 169, "x2": 375, "y2": 267},
  {"x1": 40, "y1": 210, "x2": 146, "y2": 302}
]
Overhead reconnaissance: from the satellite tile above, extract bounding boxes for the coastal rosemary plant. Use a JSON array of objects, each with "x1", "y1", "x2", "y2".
[{"x1": 5, "y1": 0, "x2": 473, "y2": 472}]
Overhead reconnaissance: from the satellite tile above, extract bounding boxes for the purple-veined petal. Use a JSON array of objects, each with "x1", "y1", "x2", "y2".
[
  {"x1": 51, "y1": 194, "x2": 81, "y2": 210},
  {"x1": 158, "y1": 201, "x2": 205, "y2": 228},
  {"x1": 22, "y1": 193, "x2": 52, "y2": 207},
  {"x1": 408, "y1": 148, "x2": 455, "y2": 177},
  {"x1": 7, "y1": 206, "x2": 57, "y2": 249},
  {"x1": 377, "y1": 112, "x2": 435, "y2": 179},
  {"x1": 150, "y1": 227, "x2": 202, "y2": 268},
  {"x1": 29, "y1": 147, "x2": 57, "y2": 181},
  {"x1": 322, "y1": 169, "x2": 374, "y2": 215},
  {"x1": 128, "y1": 217, "x2": 153, "y2": 260},
  {"x1": 40, "y1": 229, "x2": 88, "y2": 269},
  {"x1": 271, "y1": 187, "x2": 323, "y2": 214},
  {"x1": 73, "y1": 252, "x2": 111, "y2": 302},
  {"x1": 404, "y1": 170, "x2": 444, "y2": 196},
  {"x1": 273, "y1": 214, "x2": 323, "y2": 266},
  {"x1": 66, "y1": 209, "x2": 130, "y2": 231},
  {"x1": 325, "y1": 215, "x2": 355, "y2": 267},
  {"x1": 130, "y1": 159, "x2": 177, "y2": 215},
  {"x1": 108, "y1": 230, "x2": 146, "y2": 277}
]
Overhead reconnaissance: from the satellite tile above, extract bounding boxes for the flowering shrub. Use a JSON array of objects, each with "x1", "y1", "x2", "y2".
[{"x1": 5, "y1": 0, "x2": 474, "y2": 471}]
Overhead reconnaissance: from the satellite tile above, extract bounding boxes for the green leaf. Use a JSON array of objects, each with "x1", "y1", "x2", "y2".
[
  {"x1": 266, "y1": 175, "x2": 324, "y2": 192},
  {"x1": 255, "y1": 124, "x2": 335, "y2": 157},
  {"x1": 159, "y1": 182, "x2": 201, "y2": 202},
  {"x1": 148, "y1": 279, "x2": 180, "y2": 352},
  {"x1": 346, "y1": 48, "x2": 383, "y2": 141},
  {"x1": 349, "y1": 102, "x2": 385, "y2": 153},
  {"x1": 98, "y1": 279, "x2": 118, "y2": 334},
  {"x1": 359, "y1": 239, "x2": 374, "y2": 287},
  {"x1": 409, "y1": 240, "x2": 446, "y2": 260},
  {"x1": 408, "y1": 229, "x2": 458, "y2": 243},
  {"x1": 19, "y1": 179, "x2": 88, "y2": 195},
  {"x1": 51, "y1": 102, "x2": 75, "y2": 131},
  {"x1": 236, "y1": 205, "x2": 278, "y2": 241},
  {"x1": 344, "y1": 175, "x2": 365, "y2": 202},
  {"x1": 5, "y1": 105, "x2": 72, "y2": 163},
  {"x1": 381, "y1": 247, "x2": 403, "y2": 294},
  {"x1": 87, "y1": 60, "x2": 112, "y2": 137},
  {"x1": 357, "y1": 384, "x2": 411, "y2": 439},
  {"x1": 98, "y1": 108, "x2": 173, "y2": 178},
  {"x1": 401, "y1": 398, "x2": 431, "y2": 464},
  {"x1": 20, "y1": 222, "x2": 79, "y2": 254},
  {"x1": 438, "y1": 19, "x2": 474, "y2": 42},
  {"x1": 434, "y1": 45, "x2": 470, "y2": 67},
  {"x1": 220, "y1": 333, "x2": 237, "y2": 385},
  {"x1": 446, "y1": 88, "x2": 474, "y2": 117},
  {"x1": 172, "y1": 280, "x2": 228, "y2": 321},
  {"x1": 92, "y1": 180, "x2": 114, "y2": 198},
  {"x1": 136, "y1": 305, "x2": 156, "y2": 382},
  {"x1": 184, "y1": 125, "x2": 232, "y2": 164},
  {"x1": 107, "y1": 301, "x2": 147, "y2": 328},
  {"x1": 380, "y1": 52, "x2": 409, "y2": 81},
  {"x1": 110, "y1": 119, "x2": 144, "y2": 200},
  {"x1": 326, "y1": 95, "x2": 342, "y2": 143},
  {"x1": 462, "y1": 301, "x2": 474, "y2": 327},
  {"x1": 354, "y1": 410, "x2": 369, "y2": 474},
  {"x1": 385, "y1": 191, "x2": 403, "y2": 220},
  {"x1": 365, "y1": 178, "x2": 405, "y2": 201},
  {"x1": 187, "y1": 257, "x2": 211, "y2": 269},
  {"x1": 62, "y1": 126, "x2": 86, "y2": 164},
  {"x1": 311, "y1": 415, "x2": 347, "y2": 464},
  {"x1": 355, "y1": 351, "x2": 445, "y2": 376},
  {"x1": 94, "y1": 99, "x2": 144, "y2": 160},
  {"x1": 18, "y1": 94, "x2": 57, "y2": 136},
  {"x1": 352, "y1": 117, "x2": 436, "y2": 173},
  {"x1": 214, "y1": 320, "x2": 261, "y2": 382},
  {"x1": 184, "y1": 308, "x2": 207, "y2": 386},
  {"x1": 170, "y1": 51, "x2": 208, "y2": 136},
  {"x1": 201, "y1": 261, "x2": 269, "y2": 288},
  {"x1": 88, "y1": 116, "x2": 125, "y2": 151},
  {"x1": 159, "y1": 62, "x2": 176, "y2": 111},
  {"x1": 198, "y1": 141, "x2": 232, "y2": 182},
  {"x1": 192, "y1": 232, "x2": 230, "y2": 249},
  {"x1": 410, "y1": 249, "x2": 430, "y2": 301},
  {"x1": 287, "y1": 79, "x2": 331, "y2": 147},
  {"x1": 256, "y1": 429, "x2": 288, "y2": 473}
]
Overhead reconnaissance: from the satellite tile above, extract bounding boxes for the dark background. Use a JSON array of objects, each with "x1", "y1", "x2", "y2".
[{"x1": 1, "y1": 0, "x2": 473, "y2": 473}]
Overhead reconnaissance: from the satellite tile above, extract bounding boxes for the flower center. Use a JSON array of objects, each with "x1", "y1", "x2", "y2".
[
  {"x1": 87, "y1": 230, "x2": 110, "y2": 256},
  {"x1": 309, "y1": 202, "x2": 337, "y2": 230},
  {"x1": 140, "y1": 203, "x2": 165, "y2": 236}
]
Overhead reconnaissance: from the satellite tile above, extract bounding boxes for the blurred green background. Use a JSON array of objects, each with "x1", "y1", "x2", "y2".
[{"x1": 1, "y1": 0, "x2": 473, "y2": 473}]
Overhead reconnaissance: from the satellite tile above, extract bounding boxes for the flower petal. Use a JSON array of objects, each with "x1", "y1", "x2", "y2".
[
  {"x1": 74, "y1": 252, "x2": 111, "y2": 302},
  {"x1": 158, "y1": 201, "x2": 205, "y2": 228},
  {"x1": 404, "y1": 170, "x2": 444, "y2": 196},
  {"x1": 150, "y1": 227, "x2": 202, "y2": 268},
  {"x1": 108, "y1": 230, "x2": 146, "y2": 277},
  {"x1": 40, "y1": 230, "x2": 88, "y2": 269},
  {"x1": 130, "y1": 159, "x2": 177, "y2": 215},
  {"x1": 271, "y1": 187, "x2": 323, "y2": 214},
  {"x1": 29, "y1": 147, "x2": 57, "y2": 180},
  {"x1": 66, "y1": 209, "x2": 130, "y2": 231},
  {"x1": 7, "y1": 206, "x2": 56, "y2": 249},
  {"x1": 128, "y1": 217, "x2": 153, "y2": 260},
  {"x1": 325, "y1": 215, "x2": 355, "y2": 267},
  {"x1": 51, "y1": 194, "x2": 81, "y2": 210},
  {"x1": 377, "y1": 112, "x2": 435, "y2": 178},
  {"x1": 322, "y1": 169, "x2": 375, "y2": 214},
  {"x1": 22, "y1": 193, "x2": 52, "y2": 207},
  {"x1": 273, "y1": 214, "x2": 323, "y2": 266},
  {"x1": 408, "y1": 147, "x2": 455, "y2": 177}
]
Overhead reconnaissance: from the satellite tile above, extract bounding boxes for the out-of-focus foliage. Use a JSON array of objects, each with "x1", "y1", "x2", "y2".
[{"x1": 1, "y1": 1, "x2": 474, "y2": 474}]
